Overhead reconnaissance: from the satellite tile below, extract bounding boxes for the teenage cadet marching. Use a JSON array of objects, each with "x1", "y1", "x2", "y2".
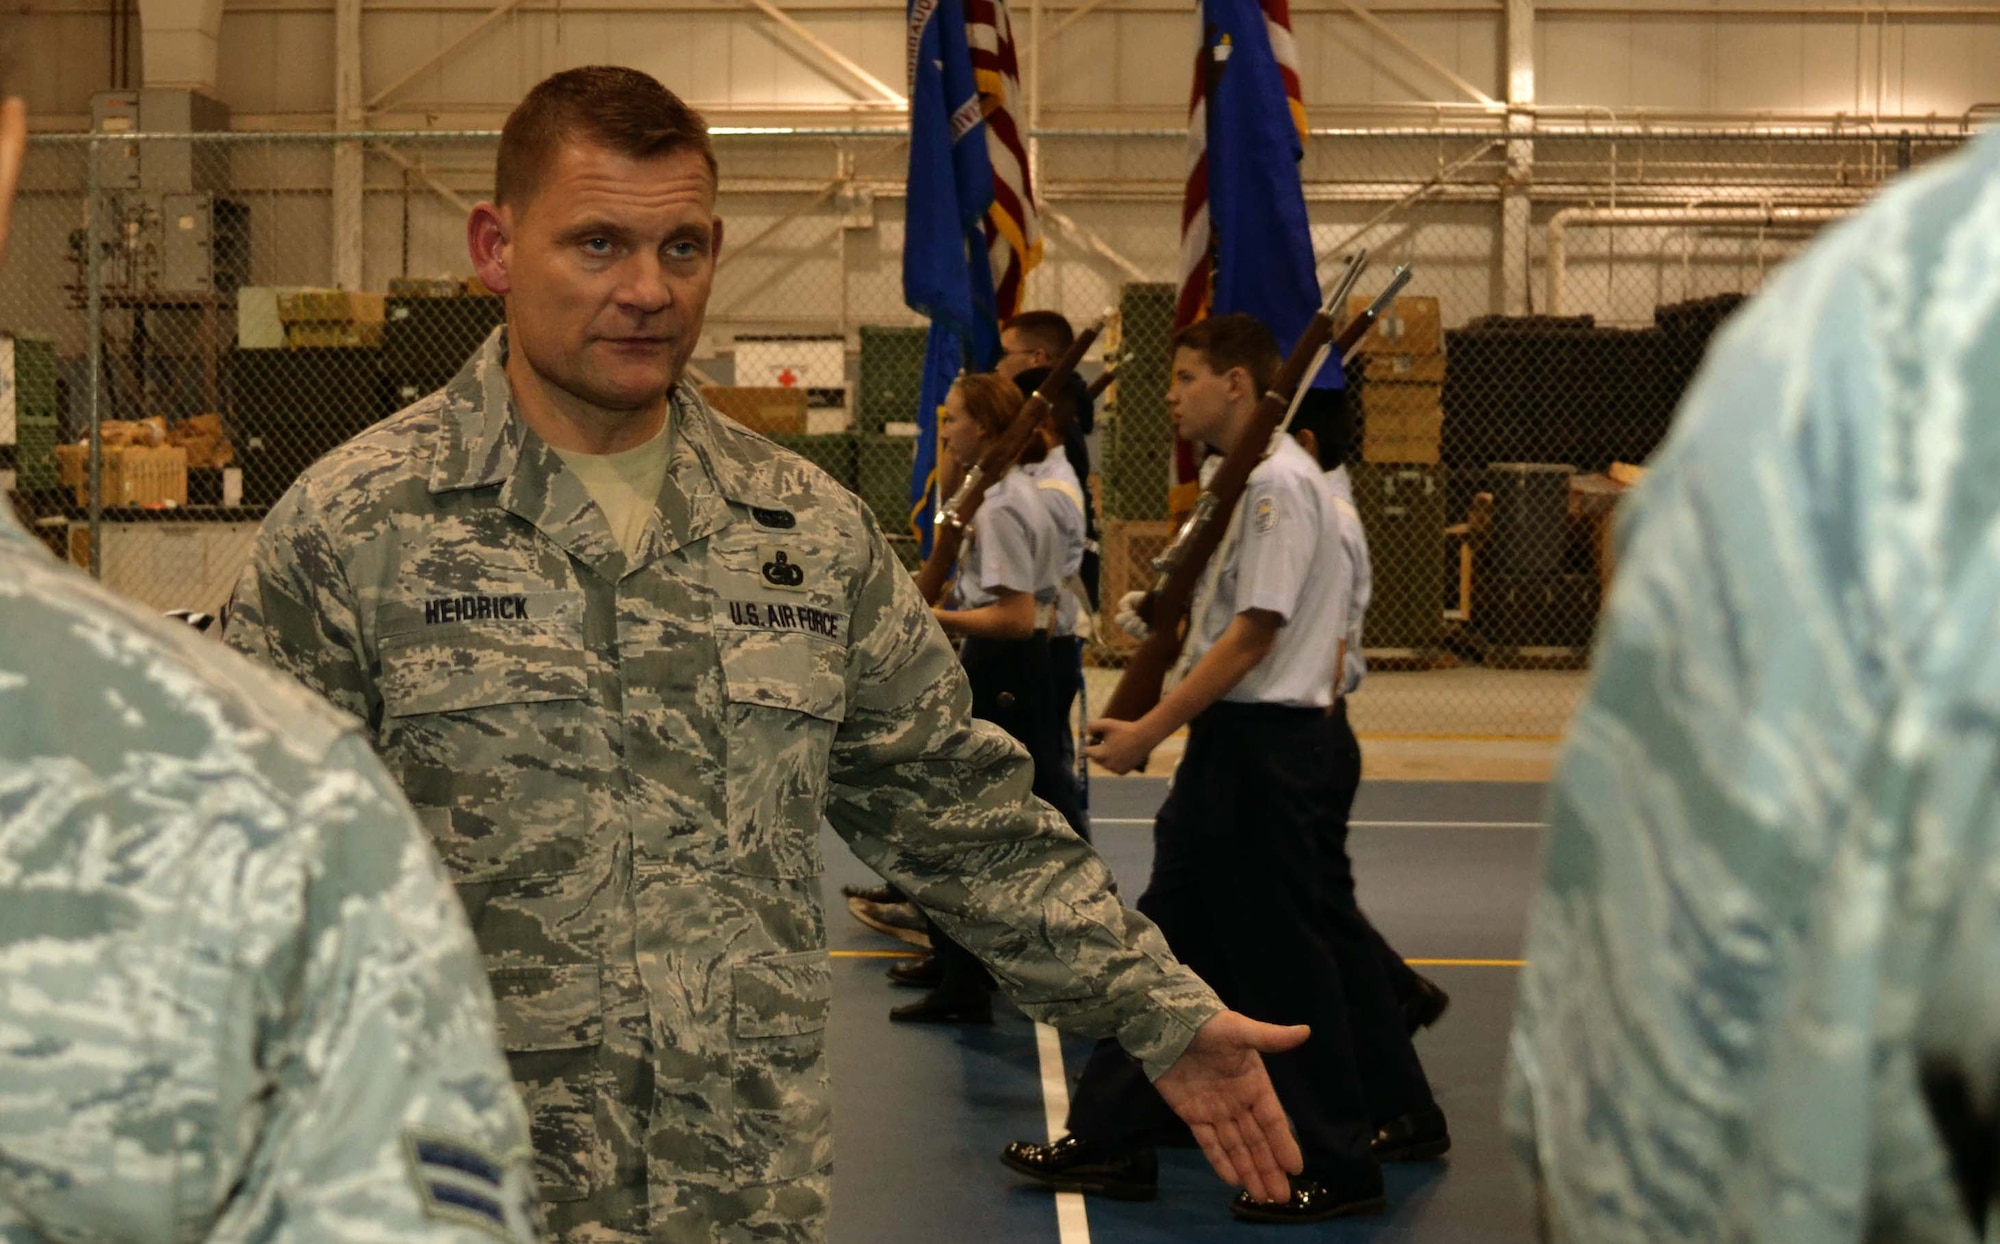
[
  {"x1": 1002, "y1": 314, "x2": 1448, "y2": 1223},
  {"x1": 0, "y1": 88, "x2": 543, "y2": 1242},
  {"x1": 224, "y1": 65, "x2": 1320, "y2": 1243},
  {"x1": 887, "y1": 372, "x2": 1091, "y2": 1024}
]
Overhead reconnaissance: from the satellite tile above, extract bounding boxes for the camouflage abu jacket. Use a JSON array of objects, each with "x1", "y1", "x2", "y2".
[
  {"x1": 1508, "y1": 130, "x2": 2000, "y2": 1242},
  {"x1": 0, "y1": 499, "x2": 538, "y2": 1241},
  {"x1": 224, "y1": 327, "x2": 1222, "y2": 1242}
]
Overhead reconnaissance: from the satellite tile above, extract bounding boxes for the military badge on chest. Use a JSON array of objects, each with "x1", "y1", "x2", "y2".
[{"x1": 759, "y1": 543, "x2": 809, "y2": 591}]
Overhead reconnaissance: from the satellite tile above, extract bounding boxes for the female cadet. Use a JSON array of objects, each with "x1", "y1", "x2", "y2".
[
  {"x1": 1015, "y1": 367, "x2": 1094, "y2": 816},
  {"x1": 889, "y1": 372, "x2": 1088, "y2": 1023}
]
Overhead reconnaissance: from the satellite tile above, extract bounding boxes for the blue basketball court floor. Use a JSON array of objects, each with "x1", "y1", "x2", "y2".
[{"x1": 821, "y1": 777, "x2": 1548, "y2": 1243}]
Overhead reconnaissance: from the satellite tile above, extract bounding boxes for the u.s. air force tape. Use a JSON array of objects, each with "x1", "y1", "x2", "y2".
[
  {"x1": 402, "y1": 1128, "x2": 539, "y2": 1241},
  {"x1": 722, "y1": 599, "x2": 843, "y2": 640}
]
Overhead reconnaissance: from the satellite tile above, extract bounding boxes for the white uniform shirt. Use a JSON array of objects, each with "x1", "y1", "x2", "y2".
[
  {"x1": 1023, "y1": 454, "x2": 1089, "y2": 637},
  {"x1": 951, "y1": 467, "x2": 1063, "y2": 616},
  {"x1": 1325, "y1": 464, "x2": 1371, "y2": 696},
  {"x1": 1184, "y1": 436, "x2": 1351, "y2": 709}
]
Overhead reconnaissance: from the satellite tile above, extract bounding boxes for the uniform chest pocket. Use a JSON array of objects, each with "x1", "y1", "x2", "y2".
[
  {"x1": 377, "y1": 590, "x2": 590, "y2": 719},
  {"x1": 717, "y1": 629, "x2": 847, "y2": 878}
]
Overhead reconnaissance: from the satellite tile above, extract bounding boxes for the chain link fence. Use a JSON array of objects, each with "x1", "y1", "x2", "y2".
[{"x1": 0, "y1": 124, "x2": 1968, "y2": 736}]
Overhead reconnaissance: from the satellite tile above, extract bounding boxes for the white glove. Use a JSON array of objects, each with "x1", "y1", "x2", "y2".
[{"x1": 1115, "y1": 590, "x2": 1152, "y2": 641}]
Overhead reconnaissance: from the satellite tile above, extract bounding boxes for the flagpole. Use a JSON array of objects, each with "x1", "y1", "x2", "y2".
[{"x1": 1027, "y1": 0, "x2": 1042, "y2": 305}]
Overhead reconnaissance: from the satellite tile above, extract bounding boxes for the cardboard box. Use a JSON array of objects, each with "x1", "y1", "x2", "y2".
[
  {"x1": 285, "y1": 321, "x2": 385, "y2": 349},
  {"x1": 1360, "y1": 351, "x2": 1446, "y2": 384},
  {"x1": 1345, "y1": 294, "x2": 1443, "y2": 356},
  {"x1": 389, "y1": 276, "x2": 466, "y2": 299},
  {"x1": 1362, "y1": 381, "x2": 1444, "y2": 464},
  {"x1": 1360, "y1": 428, "x2": 1440, "y2": 468},
  {"x1": 1360, "y1": 379, "x2": 1443, "y2": 421},
  {"x1": 169, "y1": 413, "x2": 234, "y2": 470},
  {"x1": 1097, "y1": 518, "x2": 1175, "y2": 651},
  {"x1": 236, "y1": 286, "x2": 303, "y2": 349},
  {"x1": 700, "y1": 386, "x2": 809, "y2": 436},
  {"x1": 277, "y1": 289, "x2": 385, "y2": 325},
  {"x1": 54, "y1": 444, "x2": 189, "y2": 507}
]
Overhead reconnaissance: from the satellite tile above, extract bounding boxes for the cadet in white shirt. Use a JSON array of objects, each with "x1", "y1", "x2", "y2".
[
  {"x1": 1288, "y1": 392, "x2": 1451, "y2": 1040},
  {"x1": 894, "y1": 372, "x2": 1086, "y2": 1025},
  {"x1": 1015, "y1": 367, "x2": 1094, "y2": 816},
  {"x1": 1003, "y1": 316, "x2": 1446, "y2": 1223}
]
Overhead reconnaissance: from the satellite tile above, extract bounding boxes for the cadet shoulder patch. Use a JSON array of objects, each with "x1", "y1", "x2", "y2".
[
  {"x1": 403, "y1": 1128, "x2": 533, "y2": 1241},
  {"x1": 1254, "y1": 496, "x2": 1278, "y2": 534}
]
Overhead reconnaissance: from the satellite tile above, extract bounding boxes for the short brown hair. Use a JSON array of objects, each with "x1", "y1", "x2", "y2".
[
  {"x1": 496, "y1": 67, "x2": 717, "y2": 210},
  {"x1": 1002, "y1": 311, "x2": 1074, "y2": 358},
  {"x1": 954, "y1": 372, "x2": 1048, "y2": 466},
  {"x1": 1172, "y1": 314, "x2": 1282, "y2": 395}
]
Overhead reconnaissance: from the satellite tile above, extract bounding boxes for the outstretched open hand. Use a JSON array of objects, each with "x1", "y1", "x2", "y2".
[{"x1": 1153, "y1": 1010, "x2": 1309, "y2": 1204}]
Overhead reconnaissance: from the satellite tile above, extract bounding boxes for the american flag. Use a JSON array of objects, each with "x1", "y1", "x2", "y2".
[
  {"x1": 1172, "y1": 0, "x2": 1307, "y2": 490},
  {"x1": 966, "y1": 0, "x2": 1042, "y2": 316}
]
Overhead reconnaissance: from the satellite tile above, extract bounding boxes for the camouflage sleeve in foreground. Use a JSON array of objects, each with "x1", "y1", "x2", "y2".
[
  {"x1": 824, "y1": 509, "x2": 1222, "y2": 1078},
  {"x1": 215, "y1": 731, "x2": 541, "y2": 1241},
  {"x1": 0, "y1": 543, "x2": 536, "y2": 1241},
  {"x1": 1503, "y1": 131, "x2": 2000, "y2": 1244}
]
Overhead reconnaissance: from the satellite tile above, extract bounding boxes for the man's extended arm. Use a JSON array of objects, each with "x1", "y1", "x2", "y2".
[{"x1": 825, "y1": 507, "x2": 1303, "y2": 1203}]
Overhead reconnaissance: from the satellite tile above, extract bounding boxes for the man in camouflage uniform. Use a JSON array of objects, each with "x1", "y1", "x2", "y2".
[
  {"x1": 0, "y1": 90, "x2": 540, "y2": 1242},
  {"x1": 1508, "y1": 129, "x2": 2000, "y2": 1240},
  {"x1": 225, "y1": 66, "x2": 1309, "y2": 1243}
]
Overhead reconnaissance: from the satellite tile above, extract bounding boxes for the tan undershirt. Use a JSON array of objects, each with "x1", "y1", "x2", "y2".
[{"x1": 551, "y1": 420, "x2": 674, "y2": 562}]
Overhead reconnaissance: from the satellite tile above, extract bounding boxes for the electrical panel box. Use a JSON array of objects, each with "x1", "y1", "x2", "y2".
[
  {"x1": 90, "y1": 91, "x2": 142, "y2": 191},
  {"x1": 160, "y1": 193, "x2": 250, "y2": 295},
  {"x1": 138, "y1": 89, "x2": 231, "y2": 193},
  {"x1": 89, "y1": 89, "x2": 231, "y2": 194}
]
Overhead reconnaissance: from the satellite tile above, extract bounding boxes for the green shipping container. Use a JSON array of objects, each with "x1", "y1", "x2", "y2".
[
  {"x1": 856, "y1": 326, "x2": 929, "y2": 434},
  {"x1": 856, "y1": 433, "x2": 918, "y2": 536},
  {"x1": 14, "y1": 420, "x2": 58, "y2": 492},
  {"x1": 7, "y1": 334, "x2": 58, "y2": 419},
  {"x1": 1104, "y1": 284, "x2": 1177, "y2": 521},
  {"x1": 4, "y1": 335, "x2": 60, "y2": 493},
  {"x1": 1349, "y1": 462, "x2": 1447, "y2": 650}
]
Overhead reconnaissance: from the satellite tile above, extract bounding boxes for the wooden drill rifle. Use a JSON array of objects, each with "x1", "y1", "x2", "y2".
[
  {"x1": 1085, "y1": 367, "x2": 1116, "y2": 402},
  {"x1": 914, "y1": 316, "x2": 1105, "y2": 606},
  {"x1": 1098, "y1": 263, "x2": 1413, "y2": 725}
]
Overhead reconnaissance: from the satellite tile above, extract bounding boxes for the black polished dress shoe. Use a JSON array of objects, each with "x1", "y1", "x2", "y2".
[
  {"x1": 1228, "y1": 1179, "x2": 1387, "y2": 1224},
  {"x1": 888, "y1": 987, "x2": 992, "y2": 1024},
  {"x1": 886, "y1": 954, "x2": 941, "y2": 989},
  {"x1": 1146, "y1": 1117, "x2": 1199, "y2": 1149},
  {"x1": 1403, "y1": 974, "x2": 1451, "y2": 1033},
  {"x1": 999, "y1": 1135, "x2": 1158, "y2": 1201},
  {"x1": 1373, "y1": 1104, "x2": 1451, "y2": 1162}
]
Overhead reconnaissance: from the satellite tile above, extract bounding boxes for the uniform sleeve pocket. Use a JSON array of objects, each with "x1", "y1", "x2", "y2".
[
  {"x1": 488, "y1": 963, "x2": 604, "y2": 1052},
  {"x1": 732, "y1": 951, "x2": 832, "y2": 1038}
]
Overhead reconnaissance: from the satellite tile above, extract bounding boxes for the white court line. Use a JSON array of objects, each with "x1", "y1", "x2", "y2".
[
  {"x1": 1033, "y1": 1022, "x2": 1092, "y2": 1244},
  {"x1": 1090, "y1": 817, "x2": 1545, "y2": 829}
]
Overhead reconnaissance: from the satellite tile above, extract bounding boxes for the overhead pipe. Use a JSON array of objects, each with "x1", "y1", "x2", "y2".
[{"x1": 1545, "y1": 204, "x2": 1847, "y2": 313}]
